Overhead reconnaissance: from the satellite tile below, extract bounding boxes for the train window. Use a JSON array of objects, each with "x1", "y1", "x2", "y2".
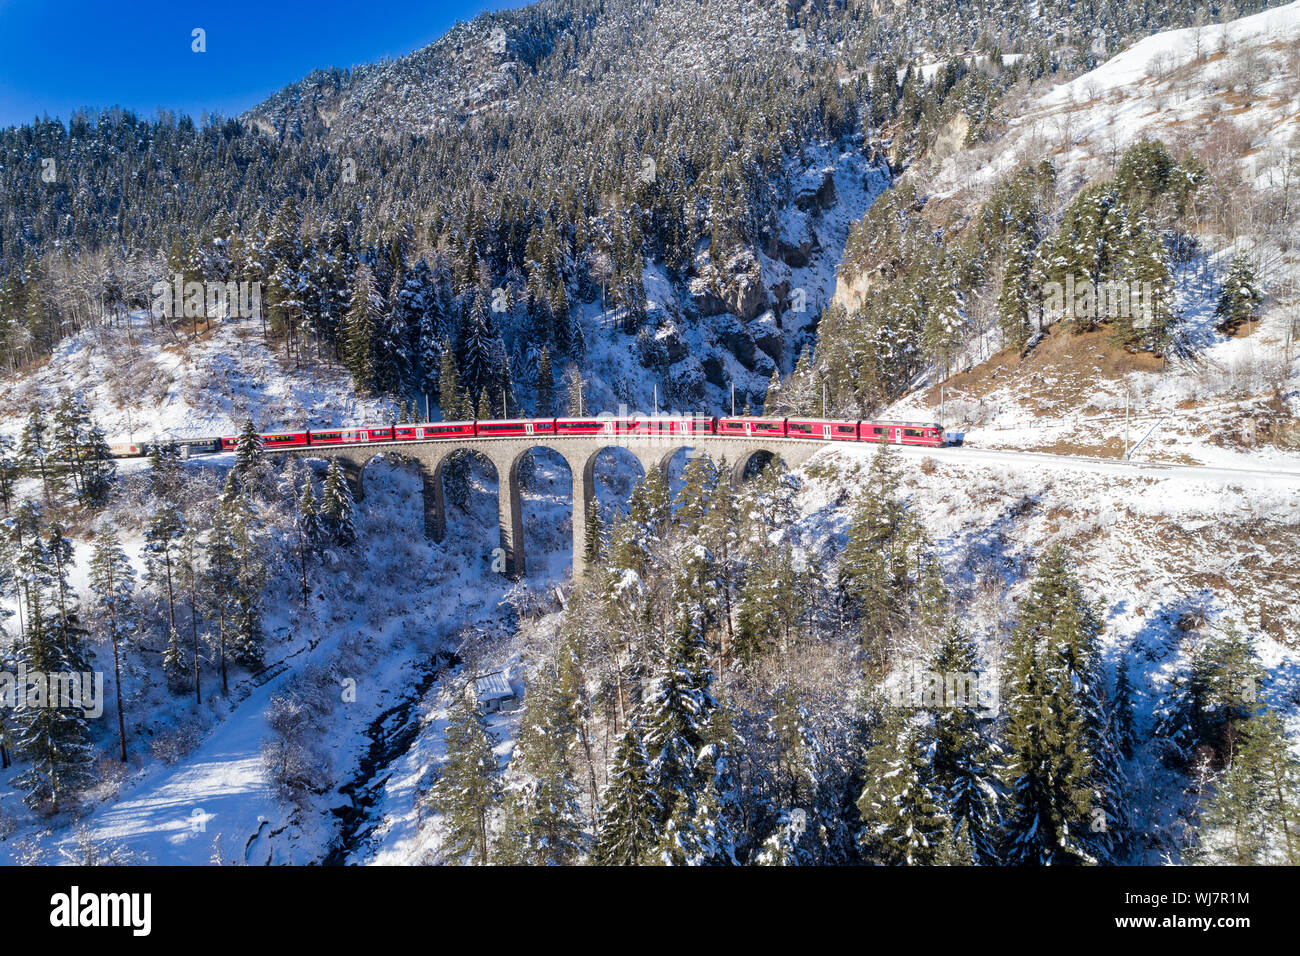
[
  {"x1": 837, "y1": 425, "x2": 856, "y2": 434},
  {"x1": 315, "y1": 432, "x2": 341, "y2": 440},
  {"x1": 425, "y1": 425, "x2": 466, "y2": 434},
  {"x1": 904, "y1": 429, "x2": 921, "y2": 437},
  {"x1": 789, "y1": 422, "x2": 811, "y2": 433},
  {"x1": 484, "y1": 423, "x2": 526, "y2": 432}
]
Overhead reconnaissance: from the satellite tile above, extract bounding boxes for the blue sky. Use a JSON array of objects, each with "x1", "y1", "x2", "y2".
[{"x1": 0, "y1": 0, "x2": 520, "y2": 128}]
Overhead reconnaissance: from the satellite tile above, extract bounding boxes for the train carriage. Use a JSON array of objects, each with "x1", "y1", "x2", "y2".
[
  {"x1": 416, "y1": 422, "x2": 476, "y2": 440},
  {"x1": 716, "y1": 417, "x2": 787, "y2": 438},
  {"x1": 475, "y1": 418, "x2": 558, "y2": 438},
  {"x1": 554, "y1": 418, "x2": 611, "y2": 436},
  {"x1": 786, "y1": 418, "x2": 861, "y2": 441}
]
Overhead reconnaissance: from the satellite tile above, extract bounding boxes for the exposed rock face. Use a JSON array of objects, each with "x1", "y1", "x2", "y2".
[
  {"x1": 654, "y1": 321, "x2": 689, "y2": 364},
  {"x1": 793, "y1": 166, "x2": 837, "y2": 212},
  {"x1": 716, "y1": 314, "x2": 757, "y2": 370},
  {"x1": 749, "y1": 310, "x2": 784, "y2": 363},
  {"x1": 832, "y1": 268, "x2": 875, "y2": 315},
  {"x1": 772, "y1": 208, "x2": 819, "y2": 267},
  {"x1": 688, "y1": 248, "x2": 769, "y2": 322},
  {"x1": 923, "y1": 111, "x2": 970, "y2": 173}
]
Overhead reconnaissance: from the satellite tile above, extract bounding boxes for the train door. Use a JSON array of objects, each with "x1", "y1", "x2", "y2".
[{"x1": 892, "y1": 426, "x2": 903, "y2": 444}]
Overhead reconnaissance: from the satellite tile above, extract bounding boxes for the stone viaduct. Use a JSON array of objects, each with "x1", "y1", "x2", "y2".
[{"x1": 284, "y1": 436, "x2": 825, "y2": 579}]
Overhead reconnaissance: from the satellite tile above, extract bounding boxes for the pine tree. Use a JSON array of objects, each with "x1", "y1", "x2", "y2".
[
  {"x1": 162, "y1": 626, "x2": 189, "y2": 693},
  {"x1": 535, "y1": 346, "x2": 554, "y2": 417},
  {"x1": 0, "y1": 433, "x2": 18, "y2": 515},
  {"x1": 343, "y1": 262, "x2": 381, "y2": 391},
  {"x1": 583, "y1": 499, "x2": 603, "y2": 565},
  {"x1": 88, "y1": 528, "x2": 136, "y2": 762},
  {"x1": 499, "y1": 671, "x2": 586, "y2": 865},
  {"x1": 11, "y1": 514, "x2": 93, "y2": 809},
  {"x1": 429, "y1": 688, "x2": 502, "y2": 864},
  {"x1": 929, "y1": 626, "x2": 1000, "y2": 864},
  {"x1": 225, "y1": 490, "x2": 265, "y2": 672},
  {"x1": 1214, "y1": 253, "x2": 1262, "y2": 334},
  {"x1": 643, "y1": 621, "x2": 716, "y2": 837},
  {"x1": 233, "y1": 417, "x2": 263, "y2": 481},
  {"x1": 1000, "y1": 544, "x2": 1126, "y2": 865},
  {"x1": 147, "y1": 438, "x2": 183, "y2": 499},
  {"x1": 1153, "y1": 625, "x2": 1262, "y2": 769},
  {"x1": 594, "y1": 720, "x2": 661, "y2": 865},
  {"x1": 320, "y1": 459, "x2": 357, "y2": 546},
  {"x1": 205, "y1": 497, "x2": 238, "y2": 695},
  {"x1": 857, "y1": 706, "x2": 946, "y2": 865},
  {"x1": 19, "y1": 407, "x2": 54, "y2": 506},
  {"x1": 1194, "y1": 708, "x2": 1300, "y2": 865},
  {"x1": 294, "y1": 473, "x2": 322, "y2": 606},
  {"x1": 12, "y1": 598, "x2": 94, "y2": 809},
  {"x1": 143, "y1": 503, "x2": 184, "y2": 642},
  {"x1": 437, "y1": 338, "x2": 465, "y2": 420},
  {"x1": 565, "y1": 364, "x2": 586, "y2": 416},
  {"x1": 175, "y1": 529, "x2": 205, "y2": 704},
  {"x1": 1112, "y1": 653, "x2": 1137, "y2": 760}
]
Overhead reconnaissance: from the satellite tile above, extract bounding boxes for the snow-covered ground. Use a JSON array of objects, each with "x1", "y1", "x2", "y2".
[{"x1": 883, "y1": 0, "x2": 1300, "y2": 470}]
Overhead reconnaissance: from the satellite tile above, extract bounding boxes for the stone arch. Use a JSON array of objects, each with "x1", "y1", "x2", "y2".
[
  {"x1": 430, "y1": 447, "x2": 508, "y2": 573},
  {"x1": 508, "y1": 444, "x2": 575, "y2": 579},
  {"x1": 732, "y1": 448, "x2": 784, "y2": 488}
]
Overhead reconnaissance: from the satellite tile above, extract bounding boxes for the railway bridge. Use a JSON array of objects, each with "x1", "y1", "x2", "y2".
[{"x1": 284, "y1": 436, "x2": 826, "y2": 579}]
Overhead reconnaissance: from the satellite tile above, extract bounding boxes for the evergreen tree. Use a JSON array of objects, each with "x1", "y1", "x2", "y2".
[
  {"x1": 0, "y1": 433, "x2": 18, "y2": 515},
  {"x1": 429, "y1": 688, "x2": 502, "y2": 865},
  {"x1": 594, "y1": 720, "x2": 661, "y2": 865},
  {"x1": 320, "y1": 459, "x2": 357, "y2": 546},
  {"x1": 499, "y1": 671, "x2": 586, "y2": 865},
  {"x1": 233, "y1": 417, "x2": 263, "y2": 481},
  {"x1": 1153, "y1": 625, "x2": 1263, "y2": 769},
  {"x1": 437, "y1": 338, "x2": 465, "y2": 420},
  {"x1": 87, "y1": 528, "x2": 136, "y2": 762},
  {"x1": 294, "y1": 473, "x2": 323, "y2": 605},
  {"x1": 583, "y1": 499, "x2": 603, "y2": 565},
  {"x1": 1193, "y1": 708, "x2": 1299, "y2": 866},
  {"x1": 535, "y1": 346, "x2": 554, "y2": 417},
  {"x1": 1112, "y1": 653, "x2": 1138, "y2": 760},
  {"x1": 11, "y1": 513, "x2": 93, "y2": 808},
  {"x1": 1000, "y1": 544, "x2": 1126, "y2": 865},
  {"x1": 19, "y1": 407, "x2": 54, "y2": 506},
  {"x1": 143, "y1": 503, "x2": 184, "y2": 642},
  {"x1": 857, "y1": 706, "x2": 946, "y2": 865},
  {"x1": 1214, "y1": 254, "x2": 1262, "y2": 334},
  {"x1": 929, "y1": 626, "x2": 1000, "y2": 864},
  {"x1": 343, "y1": 262, "x2": 382, "y2": 391},
  {"x1": 642, "y1": 621, "x2": 716, "y2": 838}
]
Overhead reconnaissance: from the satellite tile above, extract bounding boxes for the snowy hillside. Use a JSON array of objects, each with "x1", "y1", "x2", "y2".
[{"x1": 0, "y1": 0, "x2": 1297, "y2": 871}]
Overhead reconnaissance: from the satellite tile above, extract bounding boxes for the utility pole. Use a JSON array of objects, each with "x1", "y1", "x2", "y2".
[
  {"x1": 731, "y1": 383, "x2": 736, "y2": 417},
  {"x1": 940, "y1": 385, "x2": 945, "y2": 424},
  {"x1": 653, "y1": 384, "x2": 658, "y2": 417},
  {"x1": 822, "y1": 382, "x2": 827, "y2": 417},
  {"x1": 1124, "y1": 389, "x2": 1130, "y2": 459}
]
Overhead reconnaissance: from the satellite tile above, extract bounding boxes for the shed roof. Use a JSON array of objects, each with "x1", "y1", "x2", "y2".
[{"x1": 472, "y1": 671, "x2": 513, "y2": 702}]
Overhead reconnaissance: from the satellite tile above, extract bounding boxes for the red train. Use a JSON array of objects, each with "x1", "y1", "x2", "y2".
[{"x1": 205, "y1": 416, "x2": 945, "y2": 454}]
